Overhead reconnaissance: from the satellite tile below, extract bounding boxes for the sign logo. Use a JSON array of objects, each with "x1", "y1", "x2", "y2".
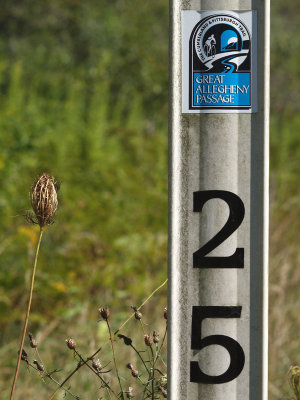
[{"x1": 187, "y1": 13, "x2": 254, "y2": 111}]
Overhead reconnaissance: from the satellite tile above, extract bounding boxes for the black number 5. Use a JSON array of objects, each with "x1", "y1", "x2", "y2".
[
  {"x1": 193, "y1": 190, "x2": 245, "y2": 268},
  {"x1": 190, "y1": 306, "x2": 245, "y2": 384}
]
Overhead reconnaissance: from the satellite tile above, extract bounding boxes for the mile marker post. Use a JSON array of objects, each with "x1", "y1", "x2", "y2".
[{"x1": 169, "y1": 1, "x2": 269, "y2": 399}]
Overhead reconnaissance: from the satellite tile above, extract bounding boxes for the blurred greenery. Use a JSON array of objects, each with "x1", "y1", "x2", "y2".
[
  {"x1": 0, "y1": 0, "x2": 299, "y2": 399},
  {"x1": 0, "y1": 1, "x2": 168, "y2": 398},
  {"x1": 269, "y1": 1, "x2": 300, "y2": 399}
]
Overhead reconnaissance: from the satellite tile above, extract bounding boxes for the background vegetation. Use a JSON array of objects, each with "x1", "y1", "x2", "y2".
[
  {"x1": 269, "y1": 1, "x2": 300, "y2": 398},
  {"x1": 0, "y1": 0, "x2": 298, "y2": 398}
]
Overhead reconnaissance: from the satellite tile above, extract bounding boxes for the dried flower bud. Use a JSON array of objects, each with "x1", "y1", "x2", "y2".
[
  {"x1": 144, "y1": 334, "x2": 153, "y2": 347},
  {"x1": 118, "y1": 334, "x2": 132, "y2": 346},
  {"x1": 99, "y1": 307, "x2": 110, "y2": 321},
  {"x1": 33, "y1": 360, "x2": 44, "y2": 372},
  {"x1": 92, "y1": 358, "x2": 103, "y2": 372},
  {"x1": 30, "y1": 173, "x2": 58, "y2": 227},
  {"x1": 159, "y1": 386, "x2": 167, "y2": 398},
  {"x1": 65, "y1": 338, "x2": 76, "y2": 350},
  {"x1": 131, "y1": 306, "x2": 142, "y2": 320},
  {"x1": 164, "y1": 307, "x2": 167, "y2": 320},
  {"x1": 126, "y1": 363, "x2": 138, "y2": 377},
  {"x1": 19, "y1": 349, "x2": 28, "y2": 362},
  {"x1": 126, "y1": 387, "x2": 134, "y2": 399},
  {"x1": 131, "y1": 369, "x2": 139, "y2": 378},
  {"x1": 153, "y1": 330, "x2": 159, "y2": 344},
  {"x1": 28, "y1": 332, "x2": 38, "y2": 348}
]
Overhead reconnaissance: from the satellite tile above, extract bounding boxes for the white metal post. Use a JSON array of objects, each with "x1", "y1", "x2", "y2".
[{"x1": 168, "y1": 1, "x2": 269, "y2": 399}]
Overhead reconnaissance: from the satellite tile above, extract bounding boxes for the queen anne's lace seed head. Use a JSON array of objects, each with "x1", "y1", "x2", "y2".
[{"x1": 30, "y1": 173, "x2": 58, "y2": 227}]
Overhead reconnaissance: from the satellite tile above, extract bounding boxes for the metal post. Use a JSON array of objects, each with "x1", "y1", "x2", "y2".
[{"x1": 169, "y1": 1, "x2": 269, "y2": 399}]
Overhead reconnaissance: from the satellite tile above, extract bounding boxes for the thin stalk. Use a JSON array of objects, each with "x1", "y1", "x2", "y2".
[
  {"x1": 142, "y1": 343, "x2": 155, "y2": 400},
  {"x1": 10, "y1": 227, "x2": 44, "y2": 400},
  {"x1": 106, "y1": 387, "x2": 113, "y2": 400},
  {"x1": 137, "y1": 377, "x2": 152, "y2": 396},
  {"x1": 46, "y1": 374, "x2": 81, "y2": 400},
  {"x1": 27, "y1": 362, "x2": 81, "y2": 400},
  {"x1": 130, "y1": 343, "x2": 150, "y2": 374},
  {"x1": 107, "y1": 320, "x2": 124, "y2": 400},
  {"x1": 139, "y1": 321, "x2": 152, "y2": 377},
  {"x1": 142, "y1": 376, "x2": 153, "y2": 400},
  {"x1": 49, "y1": 360, "x2": 84, "y2": 399},
  {"x1": 74, "y1": 349, "x2": 118, "y2": 400},
  {"x1": 155, "y1": 323, "x2": 167, "y2": 363},
  {"x1": 150, "y1": 345, "x2": 155, "y2": 400},
  {"x1": 48, "y1": 345, "x2": 106, "y2": 400},
  {"x1": 115, "y1": 278, "x2": 168, "y2": 335}
]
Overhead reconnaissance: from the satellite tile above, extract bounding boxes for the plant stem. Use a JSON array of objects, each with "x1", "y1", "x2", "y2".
[
  {"x1": 107, "y1": 320, "x2": 124, "y2": 400},
  {"x1": 150, "y1": 345, "x2": 155, "y2": 400},
  {"x1": 49, "y1": 359, "x2": 84, "y2": 399},
  {"x1": 28, "y1": 362, "x2": 81, "y2": 400},
  {"x1": 10, "y1": 227, "x2": 44, "y2": 400},
  {"x1": 74, "y1": 349, "x2": 118, "y2": 399},
  {"x1": 130, "y1": 343, "x2": 150, "y2": 374},
  {"x1": 106, "y1": 387, "x2": 113, "y2": 400},
  {"x1": 155, "y1": 322, "x2": 167, "y2": 363},
  {"x1": 46, "y1": 374, "x2": 81, "y2": 400},
  {"x1": 139, "y1": 321, "x2": 152, "y2": 382},
  {"x1": 137, "y1": 377, "x2": 152, "y2": 396},
  {"x1": 115, "y1": 278, "x2": 168, "y2": 335},
  {"x1": 48, "y1": 345, "x2": 106, "y2": 400},
  {"x1": 48, "y1": 278, "x2": 168, "y2": 399},
  {"x1": 141, "y1": 342, "x2": 155, "y2": 400}
]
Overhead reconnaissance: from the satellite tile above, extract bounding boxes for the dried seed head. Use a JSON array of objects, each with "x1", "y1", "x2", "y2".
[
  {"x1": 19, "y1": 349, "x2": 28, "y2": 362},
  {"x1": 65, "y1": 338, "x2": 76, "y2": 350},
  {"x1": 126, "y1": 363, "x2": 138, "y2": 377},
  {"x1": 33, "y1": 360, "x2": 44, "y2": 372},
  {"x1": 30, "y1": 173, "x2": 58, "y2": 227},
  {"x1": 99, "y1": 307, "x2": 110, "y2": 321},
  {"x1": 164, "y1": 307, "x2": 167, "y2": 320},
  {"x1": 144, "y1": 334, "x2": 153, "y2": 347},
  {"x1": 159, "y1": 386, "x2": 167, "y2": 398},
  {"x1": 92, "y1": 358, "x2": 103, "y2": 371},
  {"x1": 28, "y1": 332, "x2": 38, "y2": 348},
  {"x1": 126, "y1": 387, "x2": 134, "y2": 399},
  {"x1": 131, "y1": 306, "x2": 142, "y2": 320},
  {"x1": 153, "y1": 330, "x2": 159, "y2": 344},
  {"x1": 118, "y1": 334, "x2": 132, "y2": 346},
  {"x1": 131, "y1": 368, "x2": 139, "y2": 378}
]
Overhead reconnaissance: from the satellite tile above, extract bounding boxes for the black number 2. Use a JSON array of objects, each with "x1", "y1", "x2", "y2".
[
  {"x1": 193, "y1": 190, "x2": 245, "y2": 268},
  {"x1": 190, "y1": 306, "x2": 245, "y2": 384}
]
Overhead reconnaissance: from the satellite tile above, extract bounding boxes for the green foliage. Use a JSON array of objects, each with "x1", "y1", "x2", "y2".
[{"x1": 0, "y1": 0, "x2": 168, "y2": 368}]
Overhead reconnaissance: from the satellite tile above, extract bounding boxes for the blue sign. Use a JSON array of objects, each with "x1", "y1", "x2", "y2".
[{"x1": 181, "y1": 11, "x2": 257, "y2": 113}]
